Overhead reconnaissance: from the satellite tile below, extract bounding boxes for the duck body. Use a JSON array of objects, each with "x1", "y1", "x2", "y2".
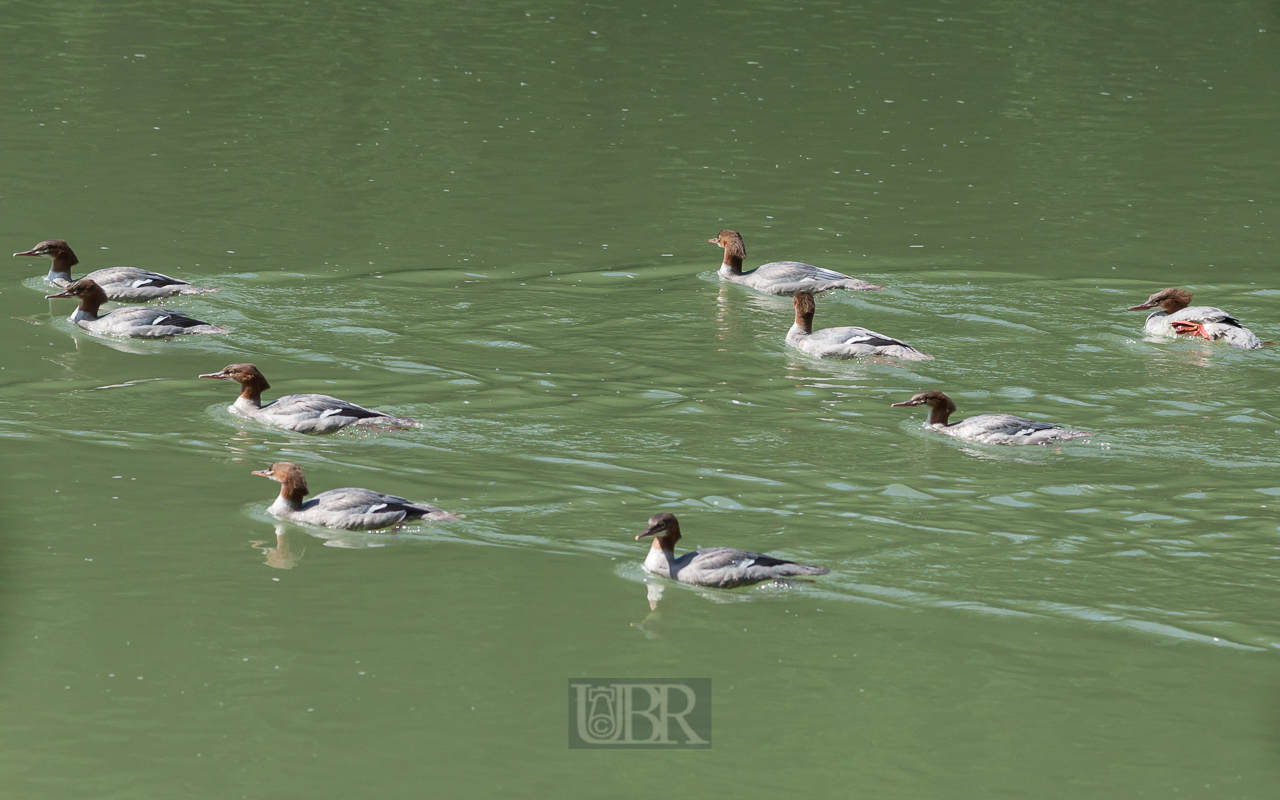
[
  {"x1": 925, "y1": 413, "x2": 1085, "y2": 445},
  {"x1": 269, "y1": 487, "x2": 454, "y2": 530},
  {"x1": 201, "y1": 363, "x2": 419, "y2": 433},
  {"x1": 1141, "y1": 307, "x2": 1262, "y2": 349},
  {"x1": 254, "y1": 462, "x2": 456, "y2": 530},
  {"x1": 46, "y1": 279, "x2": 226, "y2": 338},
  {"x1": 1129, "y1": 288, "x2": 1262, "y2": 349},
  {"x1": 231, "y1": 394, "x2": 412, "y2": 433},
  {"x1": 643, "y1": 545, "x2": 830, "y2": 588},
  {"x1": 72, "y1": 306, "x2": 229, "y2": 338},
  {"x1": 892, "y1": 391, "x2": 1090, "y2": 445},
  {"x1": 721, "y1": 261, "x2": 882, "y2": 295},
  {"x1": 786, "y1": 291, "x2": 931, "y2": 360},
  {"x1": 58, "y1": 266, "x2": 212, "y2": 302},
  {"x1": 637, "y1": 513, "x2": 829, "y2": 589},
  {"x1": 15, "y1": 240, "x2": 215, "y2": 301},
  {"x1": 710, "y1": 230, "x2": 882, "y2": 295}
]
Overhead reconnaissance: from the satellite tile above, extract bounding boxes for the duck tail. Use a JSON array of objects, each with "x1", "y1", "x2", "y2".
[
  {"x1": 899, "y1": 349, "x2": 934, "y2": 361},
  {"x1": 787, "y1": 564, "x2": 830, "y2": 577},
  {"x1": 352, "y1": 416, "x2": 421, "y2": 430}
]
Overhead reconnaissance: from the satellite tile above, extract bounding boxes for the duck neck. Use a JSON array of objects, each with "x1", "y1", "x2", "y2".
[
  {"x1": 236, "y1": 379, "x2": 267, "y2": 408},
  {"x1": 1161, "y1": 298, "x2": 1190, "y2": 314},
  {"x1": 277, "y1": 478, "x2": 307, "y2": 508},
  {"x1": 644, "y1": 537, "x2": 676, "y2": 573},
  {"x1": 720, "y1": 250, "x2": 743, "y2": 274},
  {"x1": 792, "y1": 310, "x2": 813, "y2": 335},
  {"x1": 72, "y1": 291, "x2": 106, "y2": 321},
  {"x1": 269, "y1": 494, "x2": 302, "y2": 514},
  {"x1": 926, "y1": 404, "x2": 952, "y2": 426},
  {"x1": 49, "y1": 251, "x2": 78, "y2": 281}
]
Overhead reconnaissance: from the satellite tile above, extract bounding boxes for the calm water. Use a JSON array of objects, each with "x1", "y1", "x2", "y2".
[{"x1": 2, "y1": 0, "x2": 1279, "y2": 796}]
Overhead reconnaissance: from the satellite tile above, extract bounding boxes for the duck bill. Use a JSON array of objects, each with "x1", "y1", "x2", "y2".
[
  {"x1": 636, "y1": 524, "x2": 665, "y2": 541},
  {"x1": 44, "y1": 290, "x2": 72, "y2": 299},
  {"x1": 197, "y1": 372, "x2": 228, "y2": 380},
  {"x1": 13, "y1": 248, "x2": 44, "y2": 257},
  {"x1": 891, "y1": 400, "x2": 921, "y2": 407},
  {"x1": 251, "y1": 469, "x2": 275, "y2": 479},
  {"x1": 1127, "y1": 302, "x2": 1156, "y2": 311},
  {"x1": 708, "y1": 237, "x2": 721, "y2": 245}
]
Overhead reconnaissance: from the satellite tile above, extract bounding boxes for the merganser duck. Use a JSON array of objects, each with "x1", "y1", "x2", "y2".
[
  {"x1": 253, "y1": 462, "x2": 457, "y2": 530},
  {"x1": 46, "y1": 279, "x2": 228, "y2": 338},
  {"x1": 787, "y1": 290, "x2": 931, "y2": 360},
  {"x1": 14, "y1": 239, "x2": 216, "y2": 301},
  {"x1": 637, "y1": 513, "x2": 829, "y2": 588},
  {"x1": 891, "y1": 390, "x2": 1090, "y2": 445},
  {"x1": 710, "y1": 230, "x2": 882, "y2": 295},
  {"x1": 199, "y1": 363, "x2": 419, "y2": 433},
  {"x1": 1127, "y1": 288, "x2": 1263, "y2": 349}
]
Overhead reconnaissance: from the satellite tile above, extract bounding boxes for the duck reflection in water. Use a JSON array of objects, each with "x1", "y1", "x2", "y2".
[
  {"x1": 630, "y1": 584, "x2": 666, "y2": 640},
  {"x1": 645, "y1": 582, "x2": 664, "y2": 611},
  {"x1": 714, "y1": 282, "x2": 780, "y2": 349},
  {"x1": 250, "y1": 525, "x2": 305, "y2": 570}
]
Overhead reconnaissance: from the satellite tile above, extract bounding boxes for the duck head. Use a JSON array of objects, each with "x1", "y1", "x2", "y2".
[
  {"x1": 636, "y1": 512, "x2": 682, "y2": 551},
  {"x1": 1128, "y1": 288, "x2": 1193, "y2": 314},
  {"x1": 252, "y1": 461, "x2": 309, "y2": 504},
  {"x1": 45, "y1": 278, "x2": 107, "y2": 316},
  {"x1": 892, "y1": 390, "x2": 956, "y2": 426},
  {"x1": 708, "y1": 230, "x2": 745, "y2": 271},
  {"x1": 15, "y1": 239, "x2": 79, "y2": 275},
  {"x1": 199, "y1": 363, "x2": 271, "y2": 404}
]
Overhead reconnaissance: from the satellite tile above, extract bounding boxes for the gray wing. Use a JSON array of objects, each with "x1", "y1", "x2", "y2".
[
  {"x1": 313, "y1": 487, "x2": 422, "y2": 512},
  {"x1": 757, "y1": 261, "x2": 854, "y2": 282},
  {"x1": 942, "y1": 414, "x2": 1089, "y2": 444},
  {"x1": 751, "y1": 262, "x2": 883, "y2": 293},
  {"x1": 139, "y1": 310, "x2": 217, "y2": 330},
  {"x1": 93, "y1": 307, "x2": 225, "y2": 337},
  {"x1": 683, "y1": 547, "x2": 829, "y2": 588},
  {"x1": 796, "y1": 325, "x2": 931, "y2": 360},
  {"x1": 1170, "y1": 306, "x2": 1242, "y2": 327},
  {"x1": 84, "y1": 266, "x2": 191, "y2": 289},
  {"x1": 806, "y1": 326, "x2": 911, "y2": 349},
  {"x1": 264, "y1": 393, "x2": 389, "y2": 421},
  {"x1": 952, "y1": 414, "x2": 1060, "y2": 438},
  {"x1": 308, "y1": 487, "x2": 451, "y2": 529}
]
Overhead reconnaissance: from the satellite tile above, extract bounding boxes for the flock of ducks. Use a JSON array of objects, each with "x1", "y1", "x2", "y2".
[{"x1": 15, "y1": 232, "x2": 1270, "y2": 590}]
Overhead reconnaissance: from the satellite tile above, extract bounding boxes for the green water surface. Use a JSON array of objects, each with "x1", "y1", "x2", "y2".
[{"x1": 2, "y1": 0, "x2": 1279, "y2": 797}]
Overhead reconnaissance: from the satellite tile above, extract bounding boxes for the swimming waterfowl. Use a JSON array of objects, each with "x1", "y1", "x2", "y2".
[
  {"x1": 710, "y1": 229, "x2": 882, "y2": 295},
  {"x1": 891, "y1": 390, "x2": 1090, "y2": 445},
  {"x1": 787, "y1": 290, "x2": 931, "y2": 360},
  {"x1": 15, "y1": 239, "x2": 216, "y2": 301},
  {"x1": 199, "y1": 363, "x2": 419, "y2": 433},
  {"x1": 253, "y1": 461, "x2": 456, "y2": 530},
  {"x1": 636, "y1": 513, "x2": 829, "y2": 588},
  {"x1": 46, "y1": 279, "x2": 227, "y2": 338},
  {"x1": 1128, "y1": 288, "x2": 1263, "y2": 349}
]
